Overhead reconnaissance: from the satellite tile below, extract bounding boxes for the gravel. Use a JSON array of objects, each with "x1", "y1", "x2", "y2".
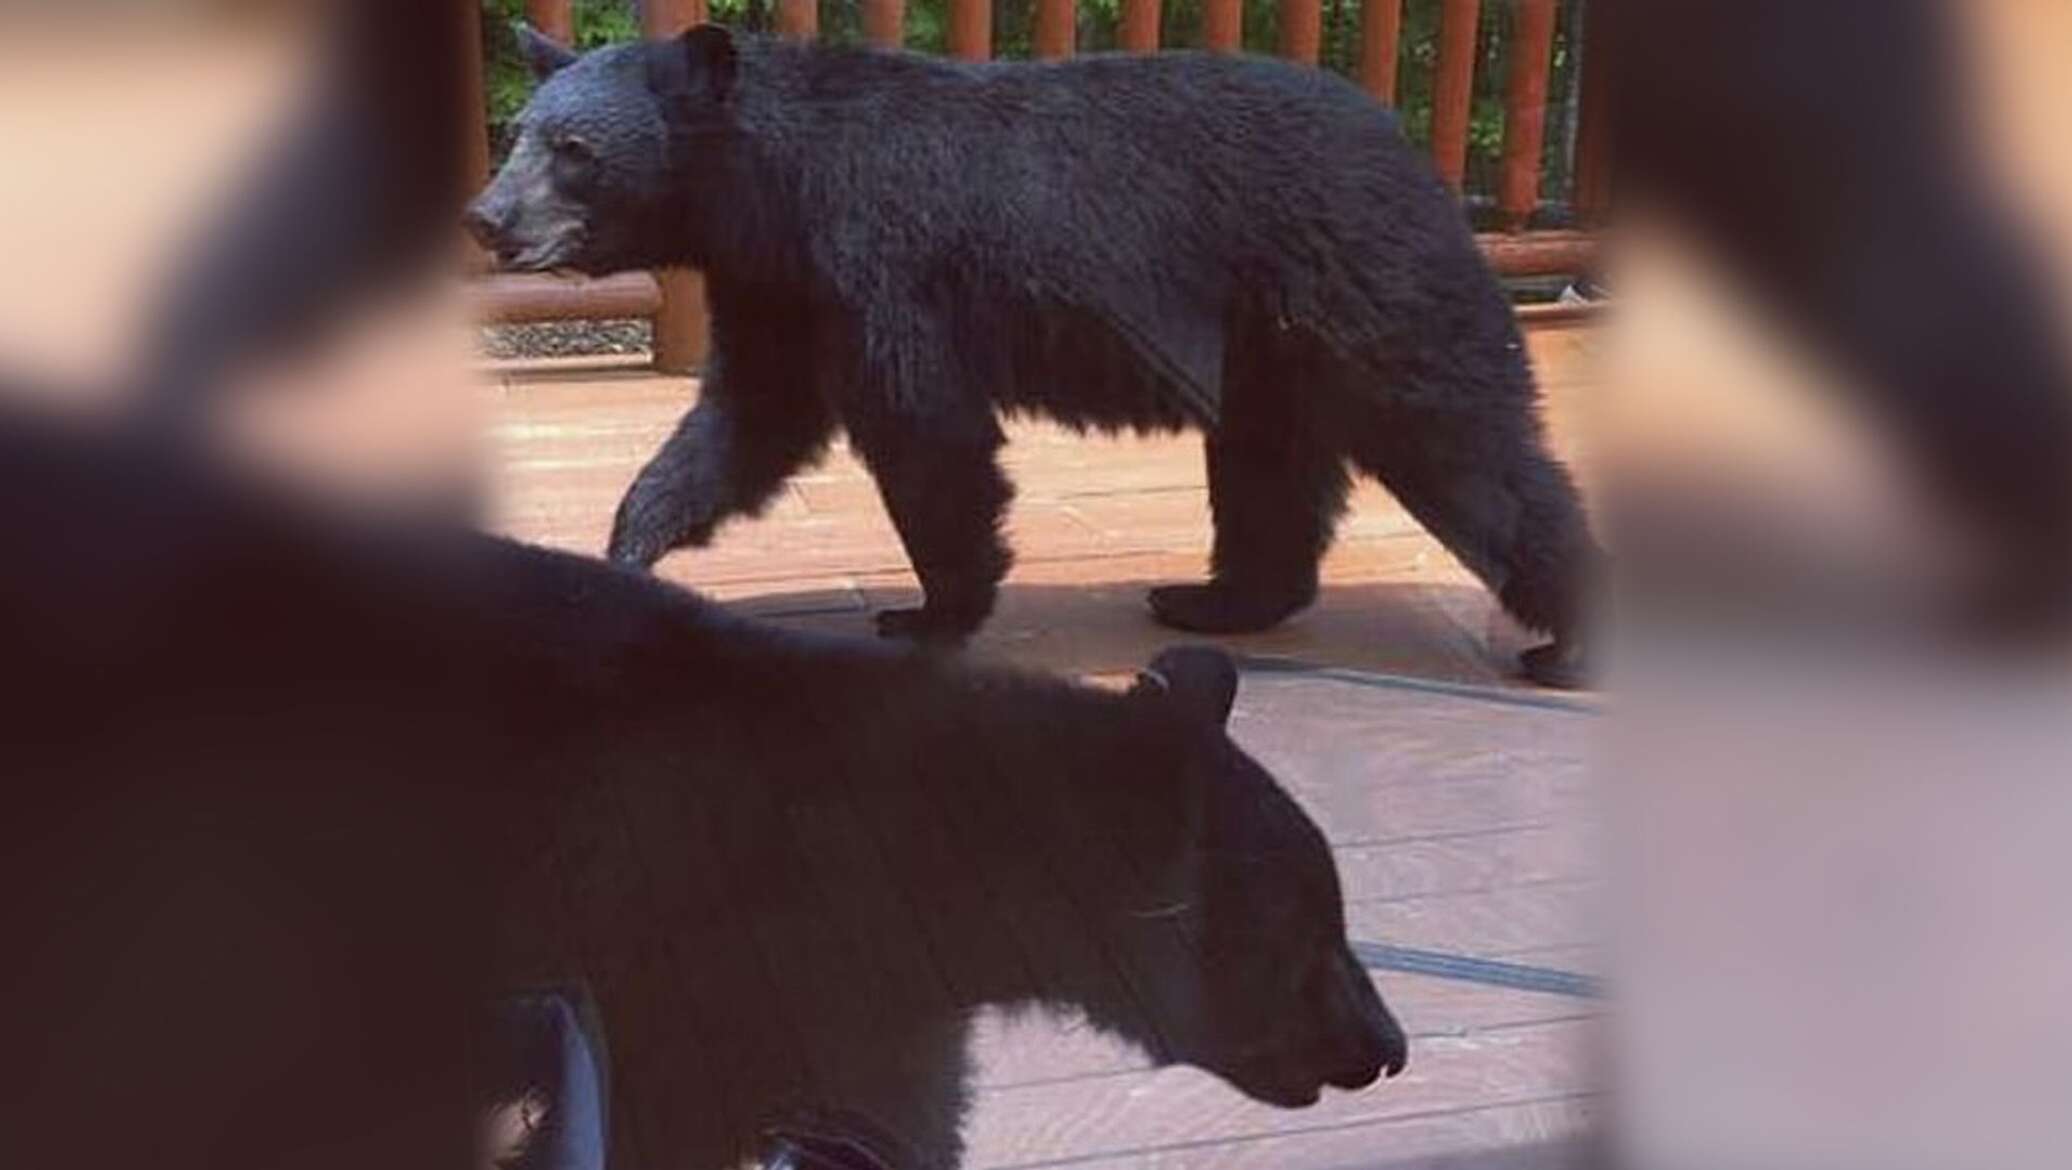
[{"x1": 479, "y1": 318, "x2": 653, "y2": 361}]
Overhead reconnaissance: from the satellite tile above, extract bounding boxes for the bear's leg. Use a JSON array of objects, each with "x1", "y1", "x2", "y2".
[
  {"x1": 1148, "y1": 423, "x2": 1350, "y2": 635},
  {"x1": 1350, "y1": 404, "x2": 1595, "y2": 688},
  {"x1": 851, "y1": 416, "x2": 1014, "y2": 644},
  {"x1": 607, "y1": 348, "x2": 835, "y2": 568}
]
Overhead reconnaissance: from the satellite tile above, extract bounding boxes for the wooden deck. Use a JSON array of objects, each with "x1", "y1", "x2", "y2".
[{"x1": 483, "y1": 326, "x2": 1603, "y2": 1170}]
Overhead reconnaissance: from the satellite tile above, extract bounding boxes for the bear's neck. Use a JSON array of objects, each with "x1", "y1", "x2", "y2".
[
  {"x1": 665, "y1": 137, "x2": 813, "y2": 287},
  {"x1": 668, "y1": 42, "x2": 880, "y2": 285},
  {"x1": 915, "y1": 689, "x2": 1203, "y2": 1053}
]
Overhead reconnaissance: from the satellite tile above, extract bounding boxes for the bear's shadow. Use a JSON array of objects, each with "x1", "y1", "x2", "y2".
[{"x1": 713, "y1": 578, "x2": 1540, "y2": 688}]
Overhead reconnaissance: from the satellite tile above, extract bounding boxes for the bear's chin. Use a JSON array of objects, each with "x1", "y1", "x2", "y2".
[
  {"x1": 1246, "y1": 1080, "x2": 1323, "y2": 1109},
  {"x1": 1208, "y1": 1060, "x2": 1329, "y2": 1109},
  {"x1": 498, "y1": 233, "x2": 598, "y2": 276}
]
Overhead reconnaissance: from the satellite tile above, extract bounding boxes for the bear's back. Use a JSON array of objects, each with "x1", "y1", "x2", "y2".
[
  {"x1": 735, "y1": 39, "x2": 1432, "y2": 227},
  {"x1": 719, "y1": 37, "x2": 1464, "y2": 390}
]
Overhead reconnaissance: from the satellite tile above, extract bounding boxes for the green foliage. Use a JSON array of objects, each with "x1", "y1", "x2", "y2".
[
  {"x1": 481, "y1": 0, "x2": 646, "y2": 154},
  {"x1": 477, "y1": 0, "x2": 1585, "y2": 215}
]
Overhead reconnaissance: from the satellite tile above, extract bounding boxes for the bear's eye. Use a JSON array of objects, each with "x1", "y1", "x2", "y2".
[{"x1": 552, "y1": 136, "x2": 596, "y2": 164}]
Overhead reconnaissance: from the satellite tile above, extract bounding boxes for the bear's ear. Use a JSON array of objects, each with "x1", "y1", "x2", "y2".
[
  {"x1": 1132, "y1": 646, "x2": 1239, "y2": 727},
  {"x1": 513, "y1": 22, "x2": 578, "y2": 81},
  {"x1": 677, "y1": 24, "x2": 740, "y2": 104}
]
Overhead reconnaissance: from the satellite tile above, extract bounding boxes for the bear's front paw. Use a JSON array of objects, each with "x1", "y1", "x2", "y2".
[
  {"x1": 605, "y1": 528, "x2": 666, "y2": 568},
  {"x1": 874, "y1": 607, "x2": 975, "y2": 646},
  {"x1": 605, "y1": 510, "x2": 713, "y2": 570},
  {"x1": 1147, "y1": 583, "x2": 1309, "y2": 634},
  {"x1": 1518, "y1": 639, "x2": 1590, "y2": 690}
]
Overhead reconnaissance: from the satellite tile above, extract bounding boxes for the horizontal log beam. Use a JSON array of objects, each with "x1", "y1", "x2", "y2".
[
  {"x1": 471, "y1": 271, "x2": 664, "y2": 324},
  {"x1": 1515, "y1": 299, "x2": 1606, "y2": 328},
  {"x1": 1476, "y1": 230, "x2": 1598, "y2": 277},
  {"x1": 469, "y1": 235, "x2": 1599, "y2": 324}
]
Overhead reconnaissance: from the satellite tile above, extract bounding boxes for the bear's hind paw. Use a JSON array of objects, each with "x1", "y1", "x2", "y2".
[
  {"x1": 1519, "y1": 640, "x2": 1591, "y2": 690},
  {"x1": 1147, "y1": 583, "x2": 1309, "y2": 635}
]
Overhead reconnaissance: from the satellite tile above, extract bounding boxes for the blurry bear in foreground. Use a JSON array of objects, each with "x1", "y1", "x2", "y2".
[
  {"x1": 8, "y1": 9, "x2": 1406, "y2": 1170},
  {"x1": 0, "y1": 407, "x2": 1404, "y2": 1170}
]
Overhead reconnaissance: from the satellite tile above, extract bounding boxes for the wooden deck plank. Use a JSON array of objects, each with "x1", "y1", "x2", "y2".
[
  {"x1": 967, "y1": 970, "x2": 1597, "y2": 1092},
  {"x1": 1332, "y1": 825, "x2": 1598, "y2": 904},
  {"x1": 995, "y1": 1096, "x2": 1595, "y2": 1170},
  {"x1": 977, "y1": 1098, "x2": 1595, "y2": 1170},
  {"x1": 1259, "y1": 771, "x2": 1594, "y2": 848},
  {"x1": 1348, "y1": 883, "x2": 1601, "y2": 961},
  {"x1": 961, "y1": 1019, "x2": 1592, "y2": 1168}
]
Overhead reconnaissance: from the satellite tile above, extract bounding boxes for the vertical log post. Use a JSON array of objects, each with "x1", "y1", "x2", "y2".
[
  {"x1": 460, "y1": 0, "x2": 492, "y2": 198},
  {"x1": 525, "y1": 0, "x2": 574, "y2": 45},
  {"x1": 1499, "y1": 0, "x2": 1558, "y2": 230},
  {"x1": 1431, "y1": 0, "x2": 1480, "y2": 191},
  {"x1": 459, "y1": 0, "x2": 493, "y2": 275},
  {"x1": 1120, "y1": 0, "x2": 1160, "y2": 53},
  {"x1": 863, "y1": 0, "x2": 906, "y2": 47},
  {"x1": 1278, "y1": 0, "x2": 1321, "y2": 64},
  {"x1": 776, "y1": 0, "x2": 818, "y2": 39},
  {"x1": 1202, "y1": 0, "x2": 1241, "y2": 51},
  {"x1": 1359, "y1": 0, "x2": 1401, "y2": 105},
  {"x1": 1570, "y1": 0, "x2": 1611, "y2": 224},
  {"x1": 1035, "y1": 0, "x2": 1075, "y2": 58},
  {"x1": 644, "y1": 0, "x2": 710, "y2": 374},
  {"x1": 948, "y1": 0, "x2": 991, "y2": 61}
]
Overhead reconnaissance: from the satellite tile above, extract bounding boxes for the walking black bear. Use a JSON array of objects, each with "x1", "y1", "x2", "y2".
[{"x1": 469, "y1": 26, "x2": 1595, "y2": 686}]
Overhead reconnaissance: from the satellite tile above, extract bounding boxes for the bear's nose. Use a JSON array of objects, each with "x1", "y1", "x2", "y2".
[{"x1": 463, "y1": 201, "x2": 508, "y2": 252}]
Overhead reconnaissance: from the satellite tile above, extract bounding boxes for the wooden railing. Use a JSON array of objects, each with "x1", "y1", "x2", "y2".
[{"x1": 466, "y1": 0, "x2": 1608, "y2": 371}]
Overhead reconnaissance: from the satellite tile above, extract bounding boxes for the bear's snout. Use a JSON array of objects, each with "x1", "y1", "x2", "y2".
[
  {"x1": 1322, "y1": 950, "x2": 1408, "y2": 1086},
  {"x1": 1322, "y1": 1010, "x2": 1406, "y2": 1090},
  {"x1": 464, "y1": 198, "x2": 516, "y2": 259},
  {"x1": 1323, "y1": 1012, "x2": 1405, "y2": 1090}
]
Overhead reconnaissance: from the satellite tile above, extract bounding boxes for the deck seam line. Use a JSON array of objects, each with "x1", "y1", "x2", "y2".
[
  {"x1": 1351, "y1": 942, "x2": 1602, "y2": 999},
  {"x1": 1343, "y1": 874, "x2": 1599, "y2": 909},
  {"x1": 1236, "y1": 656, "x2": 1603, "y2": 713},
  {"x1": 1328, "y1": 821, "x2": 1560, "y2": 851}
]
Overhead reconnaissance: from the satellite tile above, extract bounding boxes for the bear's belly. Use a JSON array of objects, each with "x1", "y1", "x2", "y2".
[{"x1": 980, "y1": 298, "x2": 1215, "y2": 435}]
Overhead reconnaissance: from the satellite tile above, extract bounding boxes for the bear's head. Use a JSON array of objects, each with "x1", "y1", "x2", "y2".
[
  {"x1": 466, "y1": 25, "x2": 741, "y2": 276},
  {"x1": 1105, "y1": 647, "x2": 1408, "y2": 1108}
]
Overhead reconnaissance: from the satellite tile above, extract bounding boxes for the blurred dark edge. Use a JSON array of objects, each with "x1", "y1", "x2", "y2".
[
  {"x1": 1609, "y1": 0, "x2": 2072, "y2": 636},
  {"x1": 133, "y1": 0, "x2": 470, "y2": 423}
]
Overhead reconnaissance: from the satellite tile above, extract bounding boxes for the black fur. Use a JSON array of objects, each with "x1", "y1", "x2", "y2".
[
  {"x1": 1, "y1": 409, "x2": 1405, "y2": 1170},
  {"x1": 469, "y1": 30, "x2": 1597, "y2": 683}
]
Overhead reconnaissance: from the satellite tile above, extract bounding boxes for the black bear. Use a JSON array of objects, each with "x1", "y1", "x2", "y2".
[
  {"x1": 468, "y1": 26, "x2": 1596, "y2": 687},
  {"x1": 4, "y1": 409, "x2": 1405, "y2": 1170}
]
